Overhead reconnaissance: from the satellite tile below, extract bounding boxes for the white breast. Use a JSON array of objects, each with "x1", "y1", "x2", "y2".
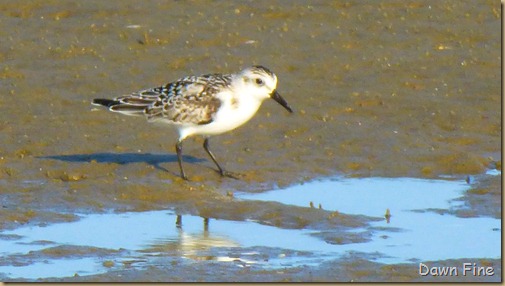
[{"x1": 177, "y1": 90, "x2": 263, "y2": 140}]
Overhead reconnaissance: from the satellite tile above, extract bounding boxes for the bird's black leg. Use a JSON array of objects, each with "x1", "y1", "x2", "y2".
[
  {"x1": 203, "y1": 217, "x2": 209, "y2": 232},
  {"x1": 203, "y1": 138, "x2": 225, "y2": 175},
  {"x1": 176, "y1": 215, "x2": 182, "y2": 228},
  {"x1": 203, "y1": 138, "x2": 240, "y2": 179},
  {"x1": 175, "y1": 140, "x2": 188, "y2": 180}
]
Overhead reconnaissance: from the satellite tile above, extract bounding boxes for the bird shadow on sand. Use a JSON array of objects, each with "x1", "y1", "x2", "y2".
[{"x1": 39, "y1": 152, "x2": 205, "y2": 173}]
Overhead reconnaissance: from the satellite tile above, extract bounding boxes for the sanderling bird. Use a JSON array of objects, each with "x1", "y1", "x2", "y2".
[{"x1": 92, "y1": 65, "x2": 293, "y2": 180}]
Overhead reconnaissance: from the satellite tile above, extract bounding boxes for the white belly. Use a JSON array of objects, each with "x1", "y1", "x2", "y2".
[{"x1": 178, "y1": 94, "x2": 263, "y2": 140}]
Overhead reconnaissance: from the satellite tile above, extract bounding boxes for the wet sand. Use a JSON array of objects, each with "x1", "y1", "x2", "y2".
[{"x1": 0, "y1": 0, "x2": 501, "y2": 282}]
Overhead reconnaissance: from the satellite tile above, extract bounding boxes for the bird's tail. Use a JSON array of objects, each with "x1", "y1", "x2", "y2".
[
  {"x1": 92, "y1": 98, "x2": 119, "y2": 107},
  {"x1": 92, "y1": 98, "x2": 146, "y2": 116}
]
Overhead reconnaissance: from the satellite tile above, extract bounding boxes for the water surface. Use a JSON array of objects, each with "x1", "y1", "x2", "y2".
[{"x1": 0, "y1": 176, "x2": 500, "y2": 279}]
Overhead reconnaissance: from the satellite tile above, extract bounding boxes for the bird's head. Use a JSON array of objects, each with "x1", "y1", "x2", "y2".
[{"x1": 237, "y1": 65, "x2": 293, "y2": 113}]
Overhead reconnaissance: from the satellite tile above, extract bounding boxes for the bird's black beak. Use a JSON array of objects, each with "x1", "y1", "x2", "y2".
[{"x1": 270, "y1": 90, "x2": 293, "y2": 113}]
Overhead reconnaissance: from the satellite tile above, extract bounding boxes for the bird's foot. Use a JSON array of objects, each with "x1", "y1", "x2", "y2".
[
  {"x1": 219, "y1": 170, "x2": 243, "y2": 180},
  {"x1": 179, "y1": 172, "x2": 189, "y2": 181}
]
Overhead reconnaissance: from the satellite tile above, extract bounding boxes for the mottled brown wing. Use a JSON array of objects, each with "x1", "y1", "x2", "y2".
[{"x1": 144, "y1": 77, "x2": 225, "y2": 125}]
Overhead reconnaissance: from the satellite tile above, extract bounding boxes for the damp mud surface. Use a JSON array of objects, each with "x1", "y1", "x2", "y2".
[{"x1": 0, "y1": 0, "x2": 501, "y2": 282}]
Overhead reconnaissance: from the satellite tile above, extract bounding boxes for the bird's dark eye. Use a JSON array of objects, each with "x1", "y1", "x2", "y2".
[{"x1": 255, "y1": 78, "x2": 264, "y2": 85}]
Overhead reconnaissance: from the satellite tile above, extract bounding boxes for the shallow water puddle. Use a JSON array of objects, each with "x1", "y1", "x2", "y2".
[
  {"x1": 0, "y1": 258, "x2": 100, "y2": 280},
  {"x1": 0, "y1": 210, "x2": 342, "y2": 279},
  {"x1": 240, "y1": 177, "x2": 501, "y2": 264},
  {"x1": 0, "y1": 176, "x2": 501, "y2": 279}
]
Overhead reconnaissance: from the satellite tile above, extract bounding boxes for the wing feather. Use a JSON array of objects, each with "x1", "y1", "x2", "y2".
[{"x1": 95, "y1": 73, "x2": 231, "y2": 125}]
